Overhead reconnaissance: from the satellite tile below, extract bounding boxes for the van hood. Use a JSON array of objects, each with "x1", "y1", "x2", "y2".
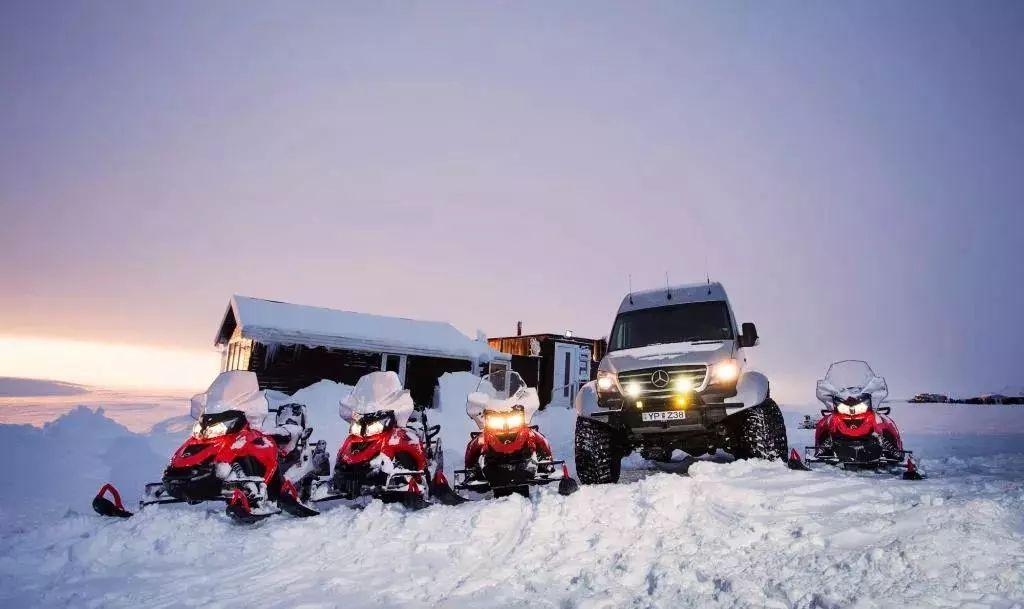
[{"x1": 601, "y1": 340, "x2": 735, "y2": 374}]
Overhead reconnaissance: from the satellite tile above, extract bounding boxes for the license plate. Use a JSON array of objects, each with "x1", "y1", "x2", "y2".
[{"x1": 641, "y1": 410, "x2": 686, "y2": 422}]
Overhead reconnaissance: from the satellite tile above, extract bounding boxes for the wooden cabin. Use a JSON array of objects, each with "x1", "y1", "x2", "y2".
[
  {"x1": 488, "y1": 328, "x2": 606, "y2": 409},
  {"x1": 216, "y1": 295, "x2": 508, "y2": 407}
]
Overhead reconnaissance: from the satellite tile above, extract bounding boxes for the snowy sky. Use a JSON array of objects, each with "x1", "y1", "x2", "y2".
[{"x1": 1, "y1": 1, "x2": 1022, "y2": 399}]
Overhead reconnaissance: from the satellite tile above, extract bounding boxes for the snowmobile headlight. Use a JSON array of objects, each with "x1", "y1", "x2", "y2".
[
  {"x1": 202, "y1": 422, "x2": 230, "y2": 438},
  {"x1": 363, "y1": 421, "x2": 386, "y2": 436},
  {"x1": 596, "y1": 371, "x2": 617, "y2": 392},
  {"x1": 711, "y1": 359, "x2": 740, "y2": 383},
  {"x1": 837, "y1": 402, "x2": 869, "y2": 415},
  {"x1": 485, "y1": 413, "x2": 524, "y2": 431}
]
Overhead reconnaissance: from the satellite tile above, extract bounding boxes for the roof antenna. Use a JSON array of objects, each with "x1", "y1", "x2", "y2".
[
  {"x1": 705, "y1": 256, "x2": 712, "y2": 295},
  {"x1": 628, "y1": 274, "x2": 634, "y2": 305},
  {"x1": 665, "y1": 272, "x2": 672, "y2": 300}
]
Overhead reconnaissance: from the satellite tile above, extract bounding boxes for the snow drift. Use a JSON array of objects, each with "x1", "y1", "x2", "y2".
[{"x1": 0, "y1": 383, "x2": 1022, "y2": 608}]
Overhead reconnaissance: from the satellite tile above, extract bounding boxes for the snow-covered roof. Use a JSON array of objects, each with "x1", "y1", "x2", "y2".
[
  {"x1": 217, "y1": 295, "x2": 504, "y2": 362},
  {"x1": 617, "y1": 281, "x2": 730, "y2": 314}
]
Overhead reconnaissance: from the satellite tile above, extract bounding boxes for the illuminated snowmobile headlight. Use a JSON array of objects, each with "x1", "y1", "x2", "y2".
[
  {"x1": 193, "y1": 421, "x2": 230, "y2": 439},
  {"x1": 362, "y1": 421, "x2": 386, "y2": 436},
  {"x1": 485, "y1": 412, "x2": 525, "y2": 431},
  {"x1": 837, "y1": 402, "x2": 869, "y2": 415}
]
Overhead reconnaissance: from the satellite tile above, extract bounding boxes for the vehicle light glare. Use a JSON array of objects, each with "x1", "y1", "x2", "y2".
[
  {"x1": 837, "y1": 402, "x2": 868, "y2": 416},
  {"x1": 363, "y1": 421, "x2": 386, "y2": 436},
  {"x1": 712, "y1": 359, "x2": 740, "y2": 383},
  {"x1": 596, "y1": 371, "x2": 617, "y2": 392},
  {"x1": 625, "y1": 381, "x2": 642, "y2": 398},
  {"x1": 202, "y1": 422, "x2": 229, "y2": 438},
  {"x1": 673, "y1": 378, "x2": 692, "y2": 393}
]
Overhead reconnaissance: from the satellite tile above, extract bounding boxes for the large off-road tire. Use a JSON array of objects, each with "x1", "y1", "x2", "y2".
[
  {"x1": 574, "y1": 417, "x2": 622, "y2": 484},
  {"x1": 728, "y1": 399, "x2": 788, "y2": 461}
]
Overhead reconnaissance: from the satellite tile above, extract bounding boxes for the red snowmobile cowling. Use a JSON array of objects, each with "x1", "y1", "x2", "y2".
[
  {"x1": 170, "y1": 422, "x2": 280, "y2": 484},
  {"x1": 456, "y1": 370, "x2": 579, "y2": 498},
  {"x1": 281, "y1": 371, "x2": 465, "y2": 514},
  {"x1": 337, "y1": 426, "x2": 429, "y2": 471},
  {"x1": 465, "y1": 424, "x2": 554, "y2": 461},
  {"x1": 789, "y1": 360, "x2": 922, "y2": 480},
  {"x1": 815, "y1": 409, "x2": 904, "y2": 450},
  {"x1": 93, "y1": 371, "x2": 332, "y2": 523}
]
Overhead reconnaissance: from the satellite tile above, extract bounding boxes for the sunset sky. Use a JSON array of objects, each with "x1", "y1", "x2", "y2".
[{"x1": 1, "y1": 2, "x2": 1022, "y2": 398}]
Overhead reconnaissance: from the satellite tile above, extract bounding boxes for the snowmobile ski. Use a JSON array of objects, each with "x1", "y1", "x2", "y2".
[{"x1": 92, "y1": 483, "x2": 133, "y2": 518}]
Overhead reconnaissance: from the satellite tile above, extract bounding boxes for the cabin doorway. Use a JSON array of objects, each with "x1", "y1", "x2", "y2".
[
  {"x1": 551, "y1": 342, "x2": 581, "y2": 408},
  {"x1": 381, "y1": 353, "x2": 408, "y2": 385}
]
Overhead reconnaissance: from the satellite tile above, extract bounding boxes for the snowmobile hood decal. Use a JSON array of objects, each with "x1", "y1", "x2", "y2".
[{"x1": 601, "y1": 340, "x2": 735, "y2": 374}]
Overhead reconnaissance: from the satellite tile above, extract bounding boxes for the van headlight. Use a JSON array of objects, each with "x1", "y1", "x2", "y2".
[
  {"x1": 710, "y1": 359, "x2": 740, "y2": 383},
  {"x1": 596, "y1": 371, "x2": 618, "y2": 393}
]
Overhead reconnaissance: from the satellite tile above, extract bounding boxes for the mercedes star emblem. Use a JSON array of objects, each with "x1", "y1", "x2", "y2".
[{"x1": 651, "y1": 370, "x2": 671, "y2": 388}]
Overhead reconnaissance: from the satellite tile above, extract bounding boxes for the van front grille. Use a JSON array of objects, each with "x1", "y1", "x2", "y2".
[{"x1": 617, "y1": 365, "x2": 708, "y2": 398}]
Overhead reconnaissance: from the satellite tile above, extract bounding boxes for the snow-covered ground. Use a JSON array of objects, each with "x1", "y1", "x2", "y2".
[{"x1": 0, "y1": 379, "x2": 1022, "y2": 608}]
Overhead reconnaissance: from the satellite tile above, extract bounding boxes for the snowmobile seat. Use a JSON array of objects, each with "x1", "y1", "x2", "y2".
[{"x1": 268, "y1": 404, "x2": 310, "y2": 457}]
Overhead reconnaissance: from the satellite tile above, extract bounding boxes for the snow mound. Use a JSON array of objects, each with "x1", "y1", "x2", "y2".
[
  {"x1": 1, "y1": 460, "x2": 1022, "y2": 608},
  {"x1": 270, "y1": 379, "x2": 355, "y2": 457},
  {"x1": 2, "y1": 390, "x2": 1023, "y2": 608}
]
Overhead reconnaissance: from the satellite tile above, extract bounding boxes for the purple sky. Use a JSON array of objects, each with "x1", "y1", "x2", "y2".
[{"x1": 1, "y1": 2, "x2": 1022, "y2": 400}]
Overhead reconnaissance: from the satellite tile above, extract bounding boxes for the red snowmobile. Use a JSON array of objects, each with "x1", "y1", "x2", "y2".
[
  {"x1": 455, "y1": 370, "x2": 579, "y2": 498},
  {"x1": 278, "y1": 371, "x2": 463, "y2": 515},
  {"x1": 93, "y1": 371, "x2": 329, "y2": 523},
  {"x1": 789, "y1": 360, "x2": 922, "y2": 480}
]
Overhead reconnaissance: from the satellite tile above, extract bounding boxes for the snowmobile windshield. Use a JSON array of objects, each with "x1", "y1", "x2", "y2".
[
  {"x1": 467, "y1": 369, "x2": 540, "y2": 429},
  {"x1": 824, "y1": 360, "x2": 876, "y2": 393},
  {"x1": 475, "y1": 370, "x2": 527, "y2": 401},
  {"x1": 190, "y1": 371, "x2": 268, "y2": 424},
  {"x1": 608, "y1": 301, "x2": 734, "y2": 351},
  {"x1": 339, "y1": 371, "x2": 415, "y2": 427},
  {"x1": 817, "y1": 360, "x2": 889, "y2": 408}
]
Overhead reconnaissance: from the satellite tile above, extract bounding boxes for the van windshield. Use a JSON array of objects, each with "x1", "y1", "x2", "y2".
[{"x1": 609, "y1": 301, "x2": 733, "y2": 351}]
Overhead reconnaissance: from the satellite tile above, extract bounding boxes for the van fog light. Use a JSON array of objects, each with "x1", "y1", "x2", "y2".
[{"x1": 625, "y1": 381, "x2": 642, "y2": 398}]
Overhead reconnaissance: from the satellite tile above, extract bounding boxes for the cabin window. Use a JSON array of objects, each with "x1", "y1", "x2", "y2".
[{"x1": 225, "y1": 339, "x2": 252, "y2": 371}]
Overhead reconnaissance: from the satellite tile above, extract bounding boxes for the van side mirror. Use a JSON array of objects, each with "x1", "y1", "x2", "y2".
[{"x1": 739, "y1": 322, "x2": 759, "y2": 347}]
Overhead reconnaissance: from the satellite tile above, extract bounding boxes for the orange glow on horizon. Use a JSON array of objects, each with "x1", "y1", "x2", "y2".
[{"x1": 0, "y1": 335, "x2": 221, "y2": 391}]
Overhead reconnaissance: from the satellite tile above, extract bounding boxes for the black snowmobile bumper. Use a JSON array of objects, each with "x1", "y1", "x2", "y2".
[
  {"x1": 789, "y1": 446, "x2": 925, "y2": 480},
  {"x1": 455, "y1": 458, "x2": 578, "y2": 496}
]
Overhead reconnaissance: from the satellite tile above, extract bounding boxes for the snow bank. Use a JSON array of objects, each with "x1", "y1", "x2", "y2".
[
  {"x1": 0, "y1": 407, "x2": 168, "y2": 528},
  {"x1": 269, "y1": 379, "x2": 354, "y2": 457},
  {"x1": 2, "y1": 390, "x2": 1023, "y2": 608},
  {"x1": 2, "y1": 455, "x2": 1021, "y2": 608}
]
